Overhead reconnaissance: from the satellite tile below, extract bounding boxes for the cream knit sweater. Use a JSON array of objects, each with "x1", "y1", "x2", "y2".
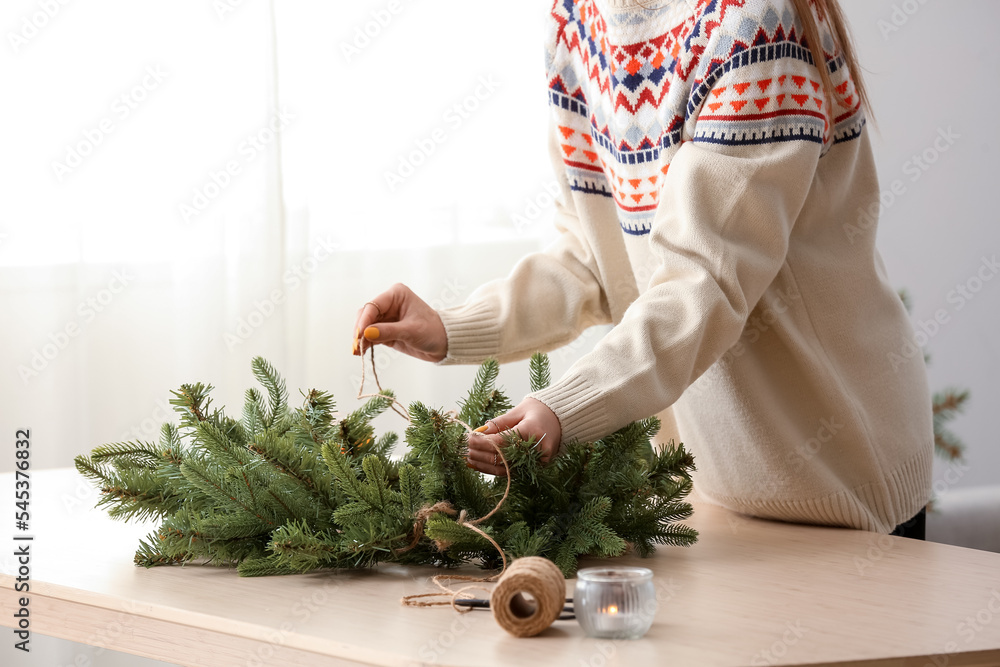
[{"x1": 437, "y1": 0, "x2": 933, "y2": 533}]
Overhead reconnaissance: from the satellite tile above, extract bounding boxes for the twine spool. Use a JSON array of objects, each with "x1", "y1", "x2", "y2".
[{"x1": 489, "y1": 557, "x2": 566, "y2": 637}]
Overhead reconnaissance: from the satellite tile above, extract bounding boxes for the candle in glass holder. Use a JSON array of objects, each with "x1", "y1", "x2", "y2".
[{"x1": 574, "y1": 566, "x2": 657, "y2": 639}]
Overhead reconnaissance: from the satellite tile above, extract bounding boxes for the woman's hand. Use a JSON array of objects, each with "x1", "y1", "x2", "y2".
[
  {"x1": 352, "y1": 283, "x2": 448, "y2": 362},
  {"x1": 466, "y1": 398, "x2": 562, "y2": 476}
]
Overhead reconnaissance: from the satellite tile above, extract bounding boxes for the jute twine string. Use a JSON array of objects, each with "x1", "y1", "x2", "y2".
[
  {"x1": 356, "y1": 345, "x2": 411, "y2": 422},
  {"x1": 354, "y1": 345, "x2": 515, "y2": 605},
  {"x1": 487, "y1": 557, "x2": 566, "y2": 637},
  {"x1": 399, "y1": 558, "x2": 567, "y2": 637}
]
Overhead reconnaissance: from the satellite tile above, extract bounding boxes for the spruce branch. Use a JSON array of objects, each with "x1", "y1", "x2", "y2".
[
  {"x1": 932, "y1": 387, "x2": 970, "y2": 460},
  {"x1": 529, "y1": 353, "x2": 551, "y2": 392},
  {"x1": 251, "y1": 356, "x2": 289, "y2": 429},
  {"x1": 458, "y1": 358, "x2": 507, "y2": 427},
  {"x1": 88, "y1": 441, "x2": 163, "y2": 469},
  {"x1": 169, "y1": 382, "x2": 214, "y2": 428},
  {"x1": 80, "y1": 355, "x2": 698, "y2": 578}
]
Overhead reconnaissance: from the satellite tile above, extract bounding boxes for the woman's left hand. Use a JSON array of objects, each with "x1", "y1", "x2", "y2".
[{"x1": 465, "y1": 398, "x2": 562, "y2": 476}]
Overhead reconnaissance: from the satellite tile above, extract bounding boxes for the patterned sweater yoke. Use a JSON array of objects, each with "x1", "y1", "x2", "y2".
[{"x1": 548, "y1": 0, "x2": 866, "y2": 236}]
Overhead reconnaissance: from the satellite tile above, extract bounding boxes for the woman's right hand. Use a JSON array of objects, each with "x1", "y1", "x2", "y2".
[{"x1": 352, "y1": 283, "x2": 448, "y2": 363}]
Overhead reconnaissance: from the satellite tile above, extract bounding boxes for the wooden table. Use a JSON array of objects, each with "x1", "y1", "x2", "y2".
[{"x1": 2, "y1": 468, "x2": 999, "y2": 667}]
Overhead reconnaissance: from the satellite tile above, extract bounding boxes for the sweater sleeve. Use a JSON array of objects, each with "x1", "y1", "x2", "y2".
[
  {"x1": 436, "y1": 115, "x2": 620, "y2": 365},
  {"x1": 528, "y1": 62, "x2": 826, "y2": 444}
]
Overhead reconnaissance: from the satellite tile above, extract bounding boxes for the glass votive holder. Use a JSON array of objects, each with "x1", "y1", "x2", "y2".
[{"x1": 574, "y1": 566, "x2": 657, "y2": 639}]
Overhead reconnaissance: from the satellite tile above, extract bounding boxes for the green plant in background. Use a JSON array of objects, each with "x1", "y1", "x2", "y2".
[
  {"x1": 74, "y1": 354, "x2": 698, "y2": 578},
  {"x1": 899, "y1": 289, "x2": 970, "y2": 464}
]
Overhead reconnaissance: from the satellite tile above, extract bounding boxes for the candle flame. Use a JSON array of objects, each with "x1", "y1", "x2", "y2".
[{"x1": 607, "y1": 605, "x2": 618, "y2": 615}]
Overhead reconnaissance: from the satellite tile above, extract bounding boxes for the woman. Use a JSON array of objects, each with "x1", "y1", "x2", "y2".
[{"x1": 354, "y1": 0, "x2": 933, "y2": 537}]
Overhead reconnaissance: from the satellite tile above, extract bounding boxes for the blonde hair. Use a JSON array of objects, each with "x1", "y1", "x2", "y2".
[{"x1": 787, "y1": 0, "x2": 874, "y2": 123}]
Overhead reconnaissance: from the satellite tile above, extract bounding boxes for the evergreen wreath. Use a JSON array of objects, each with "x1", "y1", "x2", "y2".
[{"x1": 75, "y1": 354, "x2": 698, "y2": 577}]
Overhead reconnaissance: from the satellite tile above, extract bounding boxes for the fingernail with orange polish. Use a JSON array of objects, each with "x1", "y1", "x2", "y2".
[
  {"x1": 474, "y1": 425, "x2": 489, "y2": 433},
  {"x1": 466, "y1": 461, "x2": 476, "y2": 469},
  {"x1": 364, "y1": 326, "x2": 380, "y2": 341}
]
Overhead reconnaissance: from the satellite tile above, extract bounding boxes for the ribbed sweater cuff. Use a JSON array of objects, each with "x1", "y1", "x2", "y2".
[
  {"x1": 528, "y1": 373, "x2": 611, "y2": 445},
  {"x1": 437, "y1": 301, "x2": 503, "y2": 365}
]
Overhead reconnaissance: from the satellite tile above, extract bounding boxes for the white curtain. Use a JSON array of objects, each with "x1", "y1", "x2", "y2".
[{"x1": 1, "y1": 0, "x2": 586, "y2": 480}]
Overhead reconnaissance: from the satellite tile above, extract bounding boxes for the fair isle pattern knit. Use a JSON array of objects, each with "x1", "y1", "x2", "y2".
[{"x1": 546, "y1": 0, "x2": 865, "y2": 235}]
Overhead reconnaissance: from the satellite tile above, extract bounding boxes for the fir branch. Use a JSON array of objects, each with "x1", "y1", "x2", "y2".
[
  {"x1": 323, "y1": 443, "x2": 368, "y2": 504},
  {"x1": 933, "y1": 388, "x2": 969, "y2": 416},
  {"x1": 898, "y1": 289, "x2": 912, "y2": 314},
  {"x1": 651, "y1": 523, "x2": 700, "y2": 547},
  {"x1": 425, "y1": 515, "x2": 493, "y2": 553},
  {"x1": 399, "y1": 464, "x2": 423, "y2": 517},
  {"x1": 169, "y1": 382, "x2": 214, "y2": 427},
  {"x1": 479, "y1": 389, "x2": 514, "y2": 425},
  {"x1": 74, "y1": 456, "x2": 112, "y2": 486},
  {"x1": 89, "y1": 441, "x2": 163, "y2": 469},
  {"x1": 242, "y1": 388, "x2": 266, "y2": 440},
  {"x1": 529, "y1": 353, "x2": 551, "y2": 392},
  {"x1": 458, "y1": 358, "x2": 501, "y2": 426},
  {"x1": 194, "y1": 421, "x2": 256, "y2": 470},
  {"x1": 81, "y1": 354, "x2": 699, "y2": 578},
  {"x1": 293, "y1": 389, "x2": 337, "y2": 454},
  {"x1": 191, "y1": 511, "x2": 272, "y2": 540},
  {"x1": 252, "y1": 356, "x2": 289, "y2": 428},
  {"x1": 368, "y1": 432, "x2": 398, "y2": 459},
  {"x1": 180, "y1": 457, "x2": 280, "y2": 529},
  {"x1": 159, "y1": 423, "x2": 183, "y2": 463},
  {"x1": 134, "y1": 531, "x2": 191, "y2": 568},
  {"x1": 237, "y1": 555, "x2": 307, "y2": 577},
  {"x1": 245, "y1": 429, "x2": 334, "y2": 508},
  {"x1": 932, "y1": 388, "x2": 970, "y2": 462}
]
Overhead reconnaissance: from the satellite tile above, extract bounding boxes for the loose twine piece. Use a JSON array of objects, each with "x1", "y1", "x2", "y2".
[{"x1": 354, "y1": 345, "x2": 515, "y2": 608}]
